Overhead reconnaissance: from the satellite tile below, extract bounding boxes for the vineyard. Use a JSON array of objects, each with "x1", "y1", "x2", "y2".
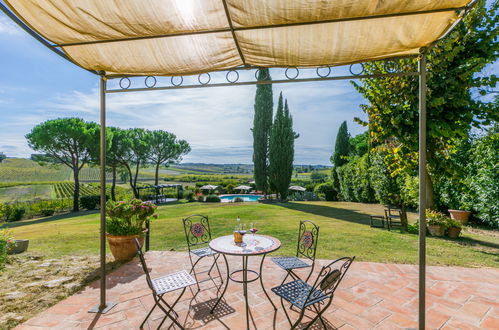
[
  {"x1": 0, "y1": 158, "x2": 71, "y2": 182},
  {"x1": 53, "y1": 183, "x2": 100, "y2": 199}
]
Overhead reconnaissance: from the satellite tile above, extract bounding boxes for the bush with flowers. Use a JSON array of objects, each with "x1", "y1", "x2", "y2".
[
  {"x1": 0, "y1": 229, "x2": 14, "y2": 270},
  {"x1": 105, "y1": 199, "x2": 158, "y2": 236}
]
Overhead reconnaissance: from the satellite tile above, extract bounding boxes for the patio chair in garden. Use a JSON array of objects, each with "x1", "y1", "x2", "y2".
[
  {"x1": 384, "y1": 205, "x2": 407, "y2": 230},
  {"x1": 134, "y1": 238, "x2": 196, "y2": 330},
  {"x1": 271, "y1": 256, "x2": 355, "y2": 330},
  {"x1": 182, "y1": 214, "x2": 223, "y2": 290},
  {"x1": 272, "y1": 220, "x2": 319, "y2": 284}
]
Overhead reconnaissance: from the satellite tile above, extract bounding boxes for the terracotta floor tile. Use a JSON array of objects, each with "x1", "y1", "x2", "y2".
[{"x1": 481, "y1": 316, "x2": 499, "y2": 329}]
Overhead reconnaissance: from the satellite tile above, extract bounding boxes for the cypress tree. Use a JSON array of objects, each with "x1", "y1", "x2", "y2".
[
  {"x1": 331, "y1": 121, "x2": 350, "y2": 167},
  {"x1": 252, "y1": 68, "x2": 273, "y2": 193},
  {"x1": 269, "y1": 93, "x2": 298, "y2": 200}
]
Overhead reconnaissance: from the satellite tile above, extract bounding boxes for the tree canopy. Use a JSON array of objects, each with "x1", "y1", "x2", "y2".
[
  {"x1": 352, "y1": 0, "x2": 499, "y2": 207},
  {"x1": 268, "y1": 93, "x2": 298, "y2": 200},
  {"x1": 252, "y1": 68, "x2": 273, "y2": 193},
  {"x1": 145, "y1": 130, "x2": 191, "y2": 185},
  {"x1": 331, "y1": 121, "x2": 350, "y2": 167},
  {"x1": 25, "y1": 118, "x2": 99, "y2": 211}
]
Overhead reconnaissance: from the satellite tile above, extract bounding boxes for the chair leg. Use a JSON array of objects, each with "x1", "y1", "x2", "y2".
[
  {"x1": 140, "y1": 295, "x2": 159, "y2": 329},
  {"x1": 312, "y1": 304, "x2": 327, "y2": 329},
  {"x1": 189, "y1": 254, "x2": 202, "y2": 291},
  {"x1": 207, "y1": 255, "x2": 217, "y2": 276},
  {"x1": 281, "y1": 297, "x2": 293, "y2": 327},
  {"x1": 155, "y1": 291, "x2": 187, "y2": 330},
  {"x1": 290, "y1": 306, "x2": 306, "y2": 330},
  {"x1": 156, "y1": 288, "x2": 186, "y2": 329}
]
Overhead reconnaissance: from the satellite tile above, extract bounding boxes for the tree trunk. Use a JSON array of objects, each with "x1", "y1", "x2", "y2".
[
  {"x1": 133, "y1": 161, "x2": 140, "y2": 198},
  {"x1": 73, "y1": 168, "x2": 80, "y2": 212},
  {"x1": 154, "y1": 162, "x2": 160, "y2": 185},
  {"x1": 124, "y1": 164, "x2": 137, "y2": 198},
  {"x1": 426, "y1": 171, "x2": 435, "y2": 210},
  {"x1": 111, "y1": 165, "x2": 117, "y2": 201}
]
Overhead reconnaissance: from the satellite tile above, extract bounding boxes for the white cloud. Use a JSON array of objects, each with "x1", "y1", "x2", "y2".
[
  {"x1": 3, "y1": 76, "x2": 367, "y2": 163},
  {"x1": 0, "y1": 16, "x2": 22, "y2": 36}
]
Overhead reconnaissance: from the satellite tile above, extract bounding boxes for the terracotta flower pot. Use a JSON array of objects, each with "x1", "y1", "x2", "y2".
[
  {"x1": 448, "y1": 210, "x2": 471, "y2": 225},
  {"x1": 106, "y1": 234, "x2": 144, "y2": 262},
  {"x1": 428, "y1": 225, "x2": 445, "y2": 237},
  {"x1": 447, "y1": 227, "x2": 462, "y2": 238}
]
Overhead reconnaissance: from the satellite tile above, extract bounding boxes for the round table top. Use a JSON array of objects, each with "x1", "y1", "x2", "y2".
[{"x1": 209, "y1": 234, "x2": 281, "y2": 256}]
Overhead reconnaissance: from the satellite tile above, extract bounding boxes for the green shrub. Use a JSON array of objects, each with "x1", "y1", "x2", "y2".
[
  {"x1": 40, "y1": 209, "x2": 55, "y2": 217},
  {"x1": 182, "y1": 190, "x2": 195, "y2": 202},
  {"x1": 4, "y1": 205, "x2": 26, "y2": 222},
  {"x1": 80, "y1": 195, "x2": 100, "y2": 210},
  {"x1": 288, "y1": 192, "x2": 320, "y2": 201},
  {"x1": 197, "y1": 195, "x2": 205, "y2": 202},
  {"x1": 400, "y1": 175, "x2": 418, "y2": 209},
  {"x1": 233, "y1": 197, "x2": 244, "y2": 203},
  {"x1": 465, "y1": 130, "x2": 498, "y2": 228},
  {"x1": 406, "y1": 222, "x2": 419, "y2": 234},
  {"x1": 205, "y1": 195, "x2": 221, "y2": 203},
  {"x1": 314, "y1": 182, "x2": 336, "y2": 201},
  {"x1": 368, "y1": 151, "x2": 401, "y2": 206},
  {"x1": 336, "y1": 154, "x2": 374, "y2": 203}
]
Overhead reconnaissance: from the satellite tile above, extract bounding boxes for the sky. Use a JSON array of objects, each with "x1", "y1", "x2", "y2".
[{"x1": 0, "y1": 11, "x2": 496, "y2": 165}]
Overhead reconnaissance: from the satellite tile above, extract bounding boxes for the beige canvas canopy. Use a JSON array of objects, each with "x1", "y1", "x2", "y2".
[{"x1": 4, "y1": 0, "x2": 471, "y2": 76}]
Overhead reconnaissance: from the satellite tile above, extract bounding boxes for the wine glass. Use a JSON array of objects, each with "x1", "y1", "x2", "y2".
[
  {"x1": 250, "y1": 222, "x2": 258, "y2": 235},
  {"x1": 240, "y1": 223, "x2": 247, "y2": 235}
]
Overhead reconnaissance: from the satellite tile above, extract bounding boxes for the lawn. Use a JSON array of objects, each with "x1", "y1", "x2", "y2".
[{"x1": 3, "y1": 201, "x2": 498, "y2": 268}]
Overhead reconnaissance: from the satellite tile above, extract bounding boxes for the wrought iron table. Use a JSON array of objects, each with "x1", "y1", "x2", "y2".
[{"x1": 209, "y1": 234, "x2": 281, "y2": 330}]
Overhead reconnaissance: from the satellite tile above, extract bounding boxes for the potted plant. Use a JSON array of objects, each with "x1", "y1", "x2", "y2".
[
  {"x1": 448, "y1": 209, "x2": 471, "y2": 225},
  {"x1": 446, "y1": 218, "x2": 462, "y2": 238},
  {"x1": 426, "y1": 210, "x2": 446, "y2": 237},
  {"x1": 106, "y1": 199, "x2": 158, "y2": 261}
]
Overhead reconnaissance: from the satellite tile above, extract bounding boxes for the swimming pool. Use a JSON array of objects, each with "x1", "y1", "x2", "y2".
[{"x1": 219, "y1": 194, "x2": 263, "y2": 202}]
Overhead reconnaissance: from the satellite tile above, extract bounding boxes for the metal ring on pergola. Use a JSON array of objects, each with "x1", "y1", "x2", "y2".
[{"x1": 0, "y1": 0, "x2": 478, "y2": 326}]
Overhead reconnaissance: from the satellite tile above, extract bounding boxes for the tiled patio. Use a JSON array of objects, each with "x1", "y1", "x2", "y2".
[{"x1": 15, "y1": 251, "x2": 499, "y2": 329}]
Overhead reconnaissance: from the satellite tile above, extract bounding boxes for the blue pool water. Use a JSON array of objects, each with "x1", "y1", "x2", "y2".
[{"x1": 219, "y1": 194, "x2": 263, "y2": 202}]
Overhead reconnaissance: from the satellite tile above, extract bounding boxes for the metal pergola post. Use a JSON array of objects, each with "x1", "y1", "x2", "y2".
[
  {"x1": 418, "y1": 50, "x2": 427, "y2": 329},
  {"x1": 89, "y1": 75, "x2": 116, "y2": 314}
]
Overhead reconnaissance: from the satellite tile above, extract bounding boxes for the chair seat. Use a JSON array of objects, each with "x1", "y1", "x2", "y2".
[
  {"x1": 272, "y1": 256, "x2": 311, "y2": 270},
  {"x1": 152, "y1": 270, "x2": 196, "y2": 295},
  {"x1": 272, "y1": 279, "x2": 328, "y2": 309},
  {"x1": 191, "y1": 247, "x2": 216, "y2": 258}
]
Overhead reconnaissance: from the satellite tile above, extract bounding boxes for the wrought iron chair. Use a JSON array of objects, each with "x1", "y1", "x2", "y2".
[
  {"x1": 134, "y1": 238, "x2": 196, "y2": 330},
  {"x1": 272, "y1": 256, "x2": 355, "y2": 330},
  {"x1": 182, "y1": 215, "x2": 223, "y2": 290},
  {"x1": 272, "y1": 220, "x2": 320, "y2": 283}
]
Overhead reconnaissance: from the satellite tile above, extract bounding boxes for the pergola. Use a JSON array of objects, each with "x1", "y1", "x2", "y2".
[{"x1": 1, "y1": 1, "x2": 477, "y2": 328}]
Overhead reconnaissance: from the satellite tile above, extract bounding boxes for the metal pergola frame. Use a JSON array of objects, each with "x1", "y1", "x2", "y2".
[{"x1": 0, "y1": 1, "x2": 478, "y2": 328}]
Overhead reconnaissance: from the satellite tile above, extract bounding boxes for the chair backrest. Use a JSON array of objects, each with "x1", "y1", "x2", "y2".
[
  {"x1": 134, "y1": 238, "x2": 154, "y2": 290},
  {"x1": 296, "y1": 220, "x2": 320, "y2": 261},
  {"x1": 385, "y1": 205, "x2": 401, "y2": 217},
  {"x1": 182, "y1": 215, "x2": 212, "y2": 251},
  {"x1": 305, "y1": 256, "x2": 355, "y2": 304}
]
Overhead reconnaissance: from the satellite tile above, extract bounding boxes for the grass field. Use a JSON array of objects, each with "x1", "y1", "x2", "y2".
[{"x1": 3, "y1": 201, "x2": 498, "y2": 268}]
